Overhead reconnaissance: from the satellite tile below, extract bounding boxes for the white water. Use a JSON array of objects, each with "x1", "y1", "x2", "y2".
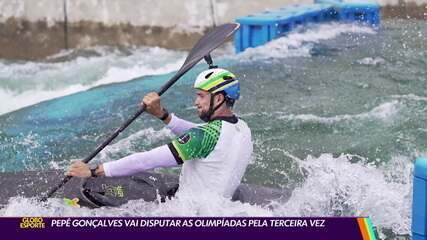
[
  {"x1": 0, "y1": 46, "x2": 186, "y2": 115},
  {"x1": 238, "y1": 23, "x2": 376, "y2": 60},
  {"x1": 357, "y1": 57, "x2": 386, "y2": 66},
  {"x1": 272, "y1": 154, "x2": 412, "y2": 236},
  {"x1": 392, "y1": 94, "x2": 427, "y2": 102},
  {"x1": 278, "y1": 100, "x2": 400, "y2": 124}
]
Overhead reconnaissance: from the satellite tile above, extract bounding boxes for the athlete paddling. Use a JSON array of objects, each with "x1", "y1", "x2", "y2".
[{"x1": 66, "y1": 68, "x2": 253, "y2": 199}]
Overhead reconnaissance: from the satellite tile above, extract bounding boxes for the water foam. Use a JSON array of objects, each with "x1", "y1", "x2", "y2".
[
  {"x1": 0, "y1": 46, "x2": 185, "y2": 115},
  {"x1": 238, "y1": 23, "x2": 376, "y2": 60},
  {"x1": 278, "y1": 100, "x2": 400, "y2": 124},
  {"x1": 357, "y1": 57, "x2": 386, "y2": 66},
  {"x1": 392, "y1": 94, "x2": 427, "y2": 102},
  {"x1": 0, "y1": 85, "x2": 88, "y2": 115},
  {"x1": 272, "y1": 154, "x2": 412, "y2": 236}
]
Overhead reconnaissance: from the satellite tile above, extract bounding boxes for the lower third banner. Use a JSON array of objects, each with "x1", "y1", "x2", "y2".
[{"x1": 3, "y1": 217, "x2": 377, "y2": 240}]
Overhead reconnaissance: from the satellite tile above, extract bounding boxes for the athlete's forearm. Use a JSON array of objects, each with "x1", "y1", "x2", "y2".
[
  {"x1": 166, "y1": 114, "x2": 198, "y2": 135},
  {"x1": 102, "y1": 145, "x2": 178, "y2": 177}
]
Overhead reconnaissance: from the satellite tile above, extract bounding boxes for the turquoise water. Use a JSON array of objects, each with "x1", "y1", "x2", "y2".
[{"x1": 0, "y1": 20, "x2": 426, "y2": 239}]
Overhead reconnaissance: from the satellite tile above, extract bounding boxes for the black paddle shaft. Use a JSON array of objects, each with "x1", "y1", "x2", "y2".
[{"x1": 40, "y1": 23, "x2": 240, "y2": 201}]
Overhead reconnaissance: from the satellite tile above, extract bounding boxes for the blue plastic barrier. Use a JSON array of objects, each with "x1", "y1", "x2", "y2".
[
  {"x1": 413, "y1": 157, "x2": 427, "y2": 240},
  {"x1": 235, "y1": 4, "x2": 336, "y2": 52},
  {"x1": 234, "y1": 1, "x2": 380, "y2": 53}
]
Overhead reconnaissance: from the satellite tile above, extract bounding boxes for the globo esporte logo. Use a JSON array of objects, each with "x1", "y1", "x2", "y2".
[{"x1": 20, "y1": 217, "x2": 45, "y2": 229}]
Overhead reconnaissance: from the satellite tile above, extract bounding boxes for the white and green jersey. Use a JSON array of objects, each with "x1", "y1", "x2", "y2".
[
  {"x1": 103, "y1": 114, "x2": 253, "y2": 199},
  {"x1": 167, "y1": 115, "x2": 253, "y2": 198}
]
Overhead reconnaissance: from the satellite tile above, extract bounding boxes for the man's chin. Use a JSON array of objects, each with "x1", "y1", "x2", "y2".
[{"x1": 197, "y1": 111, "x2": 210, "y2": 122}]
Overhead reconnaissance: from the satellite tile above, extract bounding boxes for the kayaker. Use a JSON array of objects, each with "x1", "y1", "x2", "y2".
[{"x1": 66, "y1": 68, "x2": 253, "y2": 199}]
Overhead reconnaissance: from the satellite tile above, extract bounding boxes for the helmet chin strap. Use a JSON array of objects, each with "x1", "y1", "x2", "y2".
[{"x1": 199, "y1": 93, "x2": 226, "y2": 122}]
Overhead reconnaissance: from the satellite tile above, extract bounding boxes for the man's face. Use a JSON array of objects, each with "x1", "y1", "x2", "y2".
[{"x1": 194, "y1": 90, "x2": 211, "y2": 117}]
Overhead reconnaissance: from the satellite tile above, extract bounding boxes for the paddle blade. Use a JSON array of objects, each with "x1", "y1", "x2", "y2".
[
  {"x1": 158, "y1": 23, "x2": 240, "y2": 95},
  {"x1": 182, "y1": 23, "x2": 240, "y2": 71}
]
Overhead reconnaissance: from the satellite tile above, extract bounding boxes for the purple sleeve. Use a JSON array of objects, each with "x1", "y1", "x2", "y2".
[
  {"x1": 103, "y1": 145, "x2": 178, "y2": 177},
  {"x1": 166, "y1": 113, "x2": 198, "y2": 135}
]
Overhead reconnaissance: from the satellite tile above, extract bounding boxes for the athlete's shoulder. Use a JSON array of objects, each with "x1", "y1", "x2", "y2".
[
  {"x1": 232, "y1": 117, "x2": 252, "y2": 137},
  {"x1": 230, "y1": 116, "x2": 250, "y2": 128}
]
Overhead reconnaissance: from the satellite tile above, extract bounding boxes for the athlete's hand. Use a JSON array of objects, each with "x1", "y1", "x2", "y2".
[
  {"x1": 66, "y1": 161, "x2": 91, "y2": 178},
  {"x1": 142, "y1": 92, "x2": 165, "y2": 118}
]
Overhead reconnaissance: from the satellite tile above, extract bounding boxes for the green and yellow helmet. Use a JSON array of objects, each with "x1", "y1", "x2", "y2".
[{"x1": 194, "y1": 68, "x2": 240, "y2": 100}]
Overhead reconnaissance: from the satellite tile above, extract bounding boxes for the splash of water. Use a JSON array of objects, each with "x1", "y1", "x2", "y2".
[
  {"x1": 277, "y1": 100, "x2": 400, "y2": 124},
  {"x1": 272, "y1": 154, "x2": 412, "y2": 235},
  {"x1": 238, "y1": 23, "x2": 376, "y2": 60}
]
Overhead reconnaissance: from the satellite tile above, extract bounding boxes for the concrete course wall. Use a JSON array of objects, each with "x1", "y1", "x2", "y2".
[{"x1": 0, "y1": 0, "x2": 425, "y2": 59}]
